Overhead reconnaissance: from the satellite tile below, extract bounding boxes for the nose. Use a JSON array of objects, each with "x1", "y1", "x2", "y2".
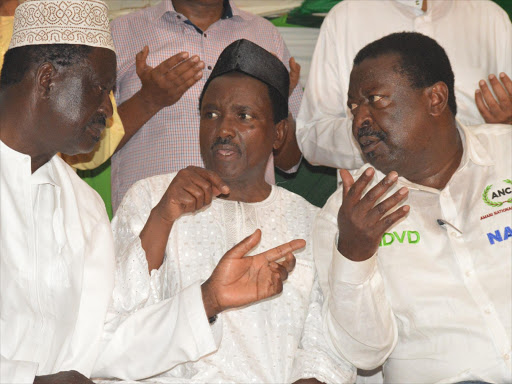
[
  {"x1": 99, "y1": 92, "x2": 114, "y2": 120},
  {"x1": 217, "y1": 114, "x2": 237, "y2": 139},
  {"x1": 352, "y1": 103, "x2": 373, "y2": 136}
]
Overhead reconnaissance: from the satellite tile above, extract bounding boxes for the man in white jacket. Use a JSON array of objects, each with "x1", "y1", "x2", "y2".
[
  {"x1": 0, "y1": 2, "x2": 302, "y2": 383},
  {"x1": 315, "y1": 32, "x2": 511, "y2": 383}
]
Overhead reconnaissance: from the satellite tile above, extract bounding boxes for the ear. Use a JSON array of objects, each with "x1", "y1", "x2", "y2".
[
  {"x1": 272, "y1": 115, "x2": 288, "y2": 151},
  {"x1": 427, "y1": 81, "x2": 449, "y2": 117},
  {"x1": 35, "y1": 62, "x2": 56, "y2": 98}
]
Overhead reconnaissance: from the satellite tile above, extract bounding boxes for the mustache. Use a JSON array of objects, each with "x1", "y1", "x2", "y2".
[
  {"x1": 85, "y1": 114, "x2": 107, "y2": 128},
  {"x1": 210, "y1": 137, "x2": 241, "y2": 153},
  {"x1": 357, "y1": 124, "x2": 387, "y2": 141}
]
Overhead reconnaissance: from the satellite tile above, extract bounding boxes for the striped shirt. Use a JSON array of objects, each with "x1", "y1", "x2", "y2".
[{"x1": 110, "y1": 0, "x2": 303, "y2": 212}]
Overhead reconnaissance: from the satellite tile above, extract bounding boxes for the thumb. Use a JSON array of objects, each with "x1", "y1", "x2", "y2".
[
  {"x1": 339, "y1": 169, "x2": 355, "y2": 197},
  {"x1": 222, "y1": 229, "x2": 261, "y2": 260},
  {"x1": 135, "y1": 45, "x2": 151, "y2": 79}
]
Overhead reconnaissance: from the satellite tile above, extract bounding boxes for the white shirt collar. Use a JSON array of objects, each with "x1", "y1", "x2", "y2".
[{"x1": 0, "y1": 140, "x2": 59, "y2": 186}]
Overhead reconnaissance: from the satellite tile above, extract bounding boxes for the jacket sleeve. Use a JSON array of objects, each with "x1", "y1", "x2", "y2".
[
  {"x1": 313, "y1": 190, "x2": 397, "y2": 370},
  {"x1": 289, "y1": 274, "x2": 356, "y2": 384}
]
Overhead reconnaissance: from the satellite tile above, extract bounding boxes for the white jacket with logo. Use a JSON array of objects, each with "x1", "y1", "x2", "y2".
[{"x1": 314, "y1": 123, "x2": 512, "y2": 383}]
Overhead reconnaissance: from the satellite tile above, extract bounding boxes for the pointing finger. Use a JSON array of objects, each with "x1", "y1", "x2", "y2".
[{"x1": 264, "y1": 239, "x2": 306, "y2": 263}]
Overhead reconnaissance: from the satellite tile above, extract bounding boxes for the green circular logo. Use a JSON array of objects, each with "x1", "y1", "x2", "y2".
[{"x1": 482, "y1": 179, "x2": 512, "y2": 207}]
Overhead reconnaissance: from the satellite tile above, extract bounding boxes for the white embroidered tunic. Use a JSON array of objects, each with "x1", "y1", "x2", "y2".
[{"x1": 107, "y1": 175, "x2": 355, "y2": 384}]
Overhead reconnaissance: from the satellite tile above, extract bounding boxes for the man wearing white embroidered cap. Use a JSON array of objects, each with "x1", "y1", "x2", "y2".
[{"x1": 0, "y1": 1, "x2": 302, "y2": 383}]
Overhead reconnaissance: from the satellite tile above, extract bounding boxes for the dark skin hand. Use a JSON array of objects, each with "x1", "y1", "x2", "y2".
[
  {"x1": 116, "y1": 47, "x2": 205, "y2": 151},
  {"x1": 141, "y1": 166, "x2": 229, "y2": 272},
  {"x1": 33, "y1": 371, "x2": 93, "y2": 384},
  {"x1": 201, "y1": 229, "x2": 303, "y2": 318},
  {"x1": 337, "y1": 168, "x2": 410, "y2": 262},
  {"x1": 475, "y1": 72, "x2": 512, "y2": 125}
]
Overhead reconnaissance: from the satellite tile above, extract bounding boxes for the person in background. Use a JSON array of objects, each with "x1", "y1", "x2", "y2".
[
  {"x1": 104, "y1": 39, "x2": 355, "y2": 384},
  {"x1": 314, "y1": 32, "x2": 511, "y2": 383},
  {"x1": 0, "y1": 2, "x2": 301, "y2": 382},
  {"x1": 297, "y1": 0, "x2": 512, "y2": 172},
  {"x1": 109, "y1": 0, "x2": 303, "y2": 212}
]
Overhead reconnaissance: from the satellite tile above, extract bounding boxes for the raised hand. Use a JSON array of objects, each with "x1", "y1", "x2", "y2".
[
  {"x1": 34, "y1": 371, "x2": 94, "y2": 384},
  {"x1": 201, "y1": 229, "x2": 304, "y2": 318},
  {"x1": 337, "y1": 168, "x2": 409, "y2": 262},
  {"x1": 289, "y1": 57, "x2": 301, "y2": 96},
  {"x1": 475, "y1": 72, "x2": 512, "y2": 125},
  {"x1": 154, "y1": 166, "x2": 230, "y2": 224},
  {"x1": 141, "y1": 167, "x2": 229, "y2": 272},
  {"x1": 136, "y1": 46, "x2": 205, "y2": 111}
]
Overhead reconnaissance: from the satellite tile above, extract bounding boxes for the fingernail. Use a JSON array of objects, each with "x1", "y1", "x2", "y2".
[
  {"x1": 403, "y1": 205, "x2": 410, "y2": 212},
  {"x1": 500, "y1": 72, "x2": 506, "y2": 78},
  {"x1": 399, "y1": 187, "x2": 408, "y2": 195},
  {"x1": 475, "y1": 89, "x2": 481, "y2": 94},
  {"x1": 489, "y1": 74, "x2": 495, "y2": 80},
  {"x1": 389, "y1": 171, "x2": 398, "y2": 180},
  {"x1": 479, "y1": 80, "x2": 485, "y2": 86},
  {"x1": 364, "y1": 168, "x2": 373, "y2": 176},
  {"x1": 191, "y1": 56, "x2": 199, "y2": 62}
]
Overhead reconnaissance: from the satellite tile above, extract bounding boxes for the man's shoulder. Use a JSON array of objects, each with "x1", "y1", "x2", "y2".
[
  {"x1": 467, "y1": 123, "x2": 512, "y2": 157},
  {"x1": 53, "y1": 156, "x2": 109, "y2": 223}
]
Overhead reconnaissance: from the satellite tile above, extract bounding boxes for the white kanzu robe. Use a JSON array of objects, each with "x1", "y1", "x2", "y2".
[
  {"x1": 0, "y1": 141, "x2": 218, "y2": 383},
  {"x1": 103, "y1": 176, "x2": 355, "y2": 384}
]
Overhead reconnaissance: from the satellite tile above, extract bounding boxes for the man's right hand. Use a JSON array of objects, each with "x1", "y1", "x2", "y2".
[
  {"x1": 136, "y1": 46, "x2": 205, "y2": 112},
  {"x1": 153, "y1": 166, "x2": 230, "y2": 225},
  {"x1": 34, "y1": 371, "x2": 93, "y2": 384},
  {"x1": 337, "y1": 168, "x2": 410, "y2": 262},
  {"x1": 201, "y1": 229, "x2": 304, "y2": 318}
]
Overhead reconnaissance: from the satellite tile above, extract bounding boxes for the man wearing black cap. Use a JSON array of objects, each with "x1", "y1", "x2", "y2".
[{"x1": 104, "y1": 39, "x2": 355, "y2": 384}]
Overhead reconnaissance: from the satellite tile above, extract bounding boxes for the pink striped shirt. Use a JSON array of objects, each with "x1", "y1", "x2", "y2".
[{"x1": 110, "y1": 0, "x2": 303, "y2": 212}]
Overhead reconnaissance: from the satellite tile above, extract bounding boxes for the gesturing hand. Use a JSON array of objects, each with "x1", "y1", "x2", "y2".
[
  {"x1": 136, "y1": 46, "x2": 205, "y2": 111},
  {"x1": 475, "y1": 72, "x2": 512, "y2": 125},
  {"x1": 201, "y1": 229, "x2": 304, "y2": 318},
  {"x1": 33, "y1": 371, "x2": 94, "y2": 384},
  {"x1": 337, "y1": 168, "x2": 410, "y2": 262},
  {"x1": 289, "y1": 57, "x2": 301, "y2": 96},
  {"x1": 154, "y1": 166, "x2": 230, "y2": 225}
]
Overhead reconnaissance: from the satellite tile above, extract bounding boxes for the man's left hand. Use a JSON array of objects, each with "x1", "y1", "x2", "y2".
[{"x1": 475, "y1": 72, "x2": 512, "y2": 124}]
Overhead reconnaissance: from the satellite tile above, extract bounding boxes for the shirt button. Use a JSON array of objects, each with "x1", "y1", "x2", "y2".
[
  {"x1": 207, "y1": 65, "x2": 212, "y2": 70},
  {"x1": 465, "y1": 270, "x2": 473, "y2": 277},
  {"x1": 484, "y1": 308, "x2": 492, "y2": 315},
  {"x1": 203, "y1": 33, "x2": 207, "y2": 37},
  {"x1": 504, "y1": 353, "x2": 510, "y2": 361}
]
